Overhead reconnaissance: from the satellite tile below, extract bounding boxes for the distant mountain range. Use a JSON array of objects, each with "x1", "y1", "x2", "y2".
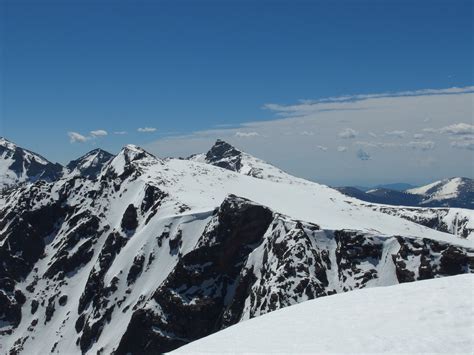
[
  {"x1": 0, "y1": 137, "x2": 472, "y2": 354},
  {"x1": 352, "y1": 182, "x2": 418, "y2": 192},
  {"x1": 335, "y1": 177, "x2": 474, "y2": 209}
]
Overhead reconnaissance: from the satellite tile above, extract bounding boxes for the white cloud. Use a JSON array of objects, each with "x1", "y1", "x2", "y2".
[
  {"x1": 407, "y1": 141, "x2": 435, "y2": 151},
  {"x1": 338, "y1": 128, "x2": 358, "y2": 139},
  {"x1": 263, "y1": 86, "x2": 474, "y2": 115},
  {"x1": 114, "y1": 131, "x2": 128, "y2": 135},
  {"x1": 300, "y1": 131, "x2": 315, "y2": 136},
  {"x1": 138, "y1": 127, "x2": 157, "y2": 133},
  {"x1": 337, "y1": 146, "x2": 347, "y2": 152},
  {"x1": 68, "y1": 132, "x2": 89, "y2": 143},
  {"x1": 68, "y1": 129, "x2": 109, "y2": 143},
  {"x1": 316, "y1": 145, "x2": 328, "y2": 151},
  {"x1": 439, "y1": 123, "x2": 474, "y2": 135},
  {"x1": 413, "y1": 133, "x2": 424, "y2": 139},
  {"x1": 235, "y1": 131, "x2": 259, "y2": 137},
  {"x1": 90, "y1": 129, "x2": 108, "y2": 137},
  {"x1": 356, "y1": 141, "x2": 400, "y2": 149},
  {"x1": 450, "y1": 135, "x2": 474, "y2": 150},
  {"x1": 451, "y1": 139, "x2": 474, "y2": 150},
  {"x1": 385, "y1": 130, "x2": 406, "y2": 138},
  {"x1": 355, "y1": 140, "x2": 435, "y2": 151},
  {"x1": 424, "y1": 122, "x2": 474, "y2": 136},
  {"x1": 368, "y1": 132, "x2": 378, "y2": 138}
]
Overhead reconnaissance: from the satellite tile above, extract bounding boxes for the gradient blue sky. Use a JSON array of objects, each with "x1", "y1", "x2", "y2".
[{"x1": 1, "y1": 0, "x2": 473, "y2": 184}]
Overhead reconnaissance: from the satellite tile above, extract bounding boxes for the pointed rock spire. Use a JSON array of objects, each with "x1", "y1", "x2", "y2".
[{"x1": 204, "y1": 139, "x2": 242, "y2": 172}]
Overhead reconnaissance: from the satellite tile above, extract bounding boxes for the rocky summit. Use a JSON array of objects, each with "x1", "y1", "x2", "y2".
[
  {"x1": 0, "y1": 139, "x2": 473, "y2": 354},
  {"x1": 0, "y1": 137, "x2": 63, "y2": 190}
]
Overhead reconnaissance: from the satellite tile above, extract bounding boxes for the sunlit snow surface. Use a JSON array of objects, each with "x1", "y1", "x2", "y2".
[{"x1": 173, "y1": 274, "x2": 474, "y2": 354}]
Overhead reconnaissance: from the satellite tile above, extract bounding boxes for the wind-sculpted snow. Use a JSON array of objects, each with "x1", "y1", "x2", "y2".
[{"x1": 0, "y1": 142, "x2": 473, "y2": 354}]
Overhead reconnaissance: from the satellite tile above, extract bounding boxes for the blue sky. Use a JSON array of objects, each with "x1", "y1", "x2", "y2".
[{"x1": 1, "y1": 0, "x2": 473, "y2": 185}]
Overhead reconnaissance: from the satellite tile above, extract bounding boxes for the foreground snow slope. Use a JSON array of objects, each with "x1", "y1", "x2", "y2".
[{"x1": 173, "y1": 274, "x2": 474, "y2": 354}]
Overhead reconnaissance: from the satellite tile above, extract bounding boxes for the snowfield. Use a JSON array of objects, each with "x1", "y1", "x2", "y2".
[{"x1": 173, "y1": 274, "x2": 474, "y2": 354}]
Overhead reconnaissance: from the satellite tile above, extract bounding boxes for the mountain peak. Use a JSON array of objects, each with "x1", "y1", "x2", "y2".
[
  {"x1": 405, "y1": 176, "x2": 473, "y2": 207},
  {"x1": 119, "y1": 144, "x2": 156, "y2": 161},
  {"x1": 102, "y1": 144, "x2": 160, "y2": 178},
  {"x1": 0, "y1": 137, "x2": 63, "y2": 188},
  {"x1": 205, "y1": 139, "x2": 242, "y2": 171},
  {"x1": 213, "y1": 138, "x2": 238, "y2": 148},
  {"x1": 0, "y1": 137, "x2": 18, "y2": 151},
  {"x1": 65, "y1": 148, "x2": 114, "y2": 179},
  {"x1": 87, "y1": 147, "x2": 111, "y2": 155}
]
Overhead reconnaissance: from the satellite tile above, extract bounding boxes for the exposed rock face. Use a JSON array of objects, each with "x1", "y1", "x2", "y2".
[
  {"x1": 116, "y1": 196, "x2": 274, "y2": 353},
  {"x1": 204, "y1": 139, "x2": 243, "y2": 171},
  {"x1": 121, "y1": 204, "x2": 138, "y2": 232}
]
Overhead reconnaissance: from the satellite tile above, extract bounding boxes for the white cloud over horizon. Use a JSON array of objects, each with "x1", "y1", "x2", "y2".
[
  {"x1": 144, "y1": 86, "x2": 474, "y2": 185},
  {"x1": 68, "y1": 131, "x2": 89, "y2": 143},
  {"x1": 68, "y1": 129, "x2": 109, "y2": 143},
  {"x1": 338, "y1": 128, "x2": 358, "y2": 139},
  {"x1": 235, "y1": 131, "x2": 259, "y2": 137},
  {"x1": 138, "y1": 127, "x2": 157, "y2": 133},
  {"x1": 90, "y1": 129, "x2": 108, "y2": 137},
  {"x1": 385, "y1": 130, "x2": 407, "y2": 138}
]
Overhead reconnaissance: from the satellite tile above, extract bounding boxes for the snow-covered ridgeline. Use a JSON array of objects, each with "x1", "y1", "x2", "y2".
[{"x1": 362, "y1": 204, "x2": 474, "y2": 239}]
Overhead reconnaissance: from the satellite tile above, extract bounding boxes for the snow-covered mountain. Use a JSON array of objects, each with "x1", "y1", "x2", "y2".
[
  {"x1": 189, "y1": 139, "x2": 306, "y2": 185},
  {"x1": 0, "y1": 139, "x2": 473, "y2": 354},
  {"x1": 336, "y1": 177, "x2": 474, "y2": 209},
  {"x1": 0, "y1": 137, "x2": 63, "y2": 190},
  {"x1": 64, "y1": 148, "x2": 114, "y2": 179},
  {"x1": 172, "y1": 274, "x2": 474, "y2": 354},
  {"x1": 407, "y1": 177, "x2": 474, "y2": 208}
]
